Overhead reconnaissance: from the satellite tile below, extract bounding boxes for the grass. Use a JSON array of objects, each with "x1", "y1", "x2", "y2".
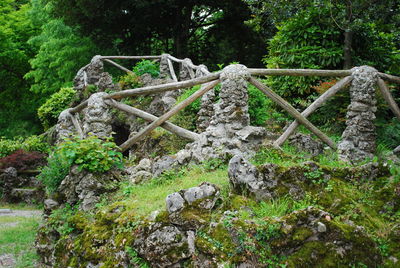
[
  {"x1": 109, "y1": 165, "x2": 229, "y2": 216},
  {"x1": 0, "y1": 215, "x2": 41, "y2": 267},
  {"x1": 0, "y1": 202, "x2": 42, "y2": 210}
]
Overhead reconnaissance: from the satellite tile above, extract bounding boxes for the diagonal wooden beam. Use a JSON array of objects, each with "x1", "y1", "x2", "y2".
[
  {"x1": 167, "y1": 58, "x2": 178, "y2": 82},
  {"x1": 105, "y1": 72, "x2": 220, "y2": 99},
  {"x1": 119, "y1": 79, "x2": 220, "y2": 152},
  {"x1": 249, "y1": 77, "x2": 336, "y2": 149},
  {"x1": 274, "y1": 76, "x2": 353, "y2": 147},
  {"x1": 105, "y1": 99, "x2": 200, "y2": 141},
  {"x1": 377, "y1": 78, "x2": 400, "y2": 121},
  {"x1": 103, "y1": 59, "x2": 134, "y2": 74}
]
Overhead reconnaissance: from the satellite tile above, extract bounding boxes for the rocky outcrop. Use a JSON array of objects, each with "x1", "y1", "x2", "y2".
[
  {"x1": 338, "y1": 66, "x2": 378, "y2": 163},
  {"x1": 127, "y1": 158, "x2": 153, "y2": 184},
  {"x1": 289, "y1": 133, "x2": 324, "y2": 156},
  {"x1": 58, "y1": 165, "x2": 120, "y2": 211},
  {"x1": 55, "y1": 109, "x2": 77, "y2": 144}
]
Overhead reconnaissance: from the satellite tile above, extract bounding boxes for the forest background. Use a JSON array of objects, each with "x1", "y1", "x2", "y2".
[{"x1": 1, "y1": 0, "x2": 400, "y2": 149}]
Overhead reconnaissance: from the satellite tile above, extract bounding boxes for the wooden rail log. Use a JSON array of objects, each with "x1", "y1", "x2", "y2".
[
  {"x1": 69, "y1": 100, "x2": 89, "y2": 113},
  {"x1": 68, "y1": 112, "x2": 84, "y2": 138},
  {"x1": 167, "y1": 55, "x2": 209, "y2": 75},
  {"x1": 378, "y1": 72, "x2": 400, "y2": 85},
  {"x1": 249, "y1": 77, "x2": 337, "y2": 149},
  {"x1": 105, "y1": 99, "x2": 200, "y2": 141},
  {"x1": 103, "y1": 59, "x2": 133, "y2": 74},
  {"x1": 167, "y1": 58, "x2": 178, "y2": 82},
  {"x1": 249, "y1": 68, "x2": 352, "y2": 77},
  {"x1": 105, "y1": 72, "x2": 220, "y2": 99},
  {"x1": 119, "y1": 79, "x2": 220, "y2": 151},
  {"x1": 274, "y1": 76, "x2": 353, "y2": 147},
  {"x1": 377, "y1": 78, "x2": 400, "y2": 121},
  {"x1": 99, "y1": 56, "x2": 161, "y2": 60}
]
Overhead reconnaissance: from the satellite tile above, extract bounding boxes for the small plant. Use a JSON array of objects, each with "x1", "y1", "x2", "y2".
[
  {"x1": 37, "y1": 151, "x2": 70, "y2": 193},
  {"x1": 48, "y1": 204, "x2": 78, "y2": 236},
  {"x1": 119, "y1": 73, "x2": 142, "y2": 89},
  {"x1": 0, "y1": 135, "x2": 49, "y2": 158},
  {"x1": 37, "y1": 87, "x2": 77, "y2": 130},
  {"x1": 133, "y1": 60, "x2": 160, "y2": 78},
  {"x1": 125, "y1": 246, "x2": 150, "y2": 268},
  {"x1": 56, "y1": 135, "x2": 123, "y2": 173}
]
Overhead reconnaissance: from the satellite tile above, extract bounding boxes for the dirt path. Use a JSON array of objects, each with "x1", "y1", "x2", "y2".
[{"x1": 0, "y1": 209, "x2": 42, "y2": 218}]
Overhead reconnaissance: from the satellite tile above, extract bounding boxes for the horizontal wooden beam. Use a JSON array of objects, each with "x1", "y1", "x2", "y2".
[
  {"x1": 69, "y1": 100, "x2": 88, "y2": 114},
  {"x1": 274, "y1": 76, "x2": 352, "y2": 147},
  {"x1": 99, "y1": 55, "x2": 161, "y2": 60},
  {"x1": 105, "y1": 72, "x2": 220, "y2": 99},
  {"x1": 119, "y1": 79, "x2": 220, "y2": 152},
  {"x1": 248, "y1": 68, "x2": 352, "y2": 77},
  {"x1": 249, "y1": 77, "x2": 336, "y2": 149},
  {"x1": 105, "y1": 99, "x2": 200, "y2": 141}
]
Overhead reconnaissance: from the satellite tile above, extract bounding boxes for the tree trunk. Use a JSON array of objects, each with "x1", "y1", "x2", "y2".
[
  {"x1": 173, "y1": 3, "x2": 194, "y2": 58},
  {"x1": 343, "y1": 28, "x2": 353, "y2": 69}
]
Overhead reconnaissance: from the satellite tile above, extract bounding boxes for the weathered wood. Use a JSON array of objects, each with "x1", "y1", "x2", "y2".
[
  {"x1": 103, "y1": 59, "x2": 134, "y2": 74},
  {"x1": 377, "y1": 78, "x2": 400, "y2": 121},
  {"x1": 100, "y1": 56, "x2": 161, "y2": 60},
  {"x1": 249, "y1": 77, "x2": 337, "y2": 149},
  {"x1": 167, "y1": 58, "x2": 178, "y2": 82},
  {"x1": 69, "y1": 100, "x2": 89, "y2": 113},
  {"x1": 119, "y1": 79, "x2": 220, "y2": 151},
  {"x1": 105, "y1": 72, "x2": 220, "y2": 99},
  {"x1": 105, "y1": 99, "x2": 200, "y2": 141},
  {"x1": 378, "y1": 72, "x2": 400, "y2": 85},
  {"x1": 168, "y1": 55, "x2": 209, "y2": 75},
  {"x1": 249, "y1": 68, "x2": 352, "y2": 77},
  {"x1": 68, "y1": 112, "x2": 84, "y2": 138},
  {"x1": 274, "y1": 76, "x2": 353, "y2": 147}
]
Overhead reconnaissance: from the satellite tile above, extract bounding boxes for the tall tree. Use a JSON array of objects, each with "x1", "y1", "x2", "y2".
[{"x1": 44, "y1": 0, "x2": 266, "y2": 66}]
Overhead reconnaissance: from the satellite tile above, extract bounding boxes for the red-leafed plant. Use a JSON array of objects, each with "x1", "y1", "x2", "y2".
[{"x1": 0, "y1": 150, "x2": 47, "y2": 171}]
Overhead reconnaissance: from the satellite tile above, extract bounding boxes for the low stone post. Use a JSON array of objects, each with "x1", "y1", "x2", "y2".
[
  {"x1": 55, "y1": 110, "x2": 76, "y2": 144},
  {"x1": 159, "y1": 54, "x2": 171, "y2": 79},
  {"x1": 338, "y1": 66, "x2": 378, "y2": 163},
  {"x1": 83, "y1": 92, "x2": 112, "y2": 138},
  {"x1": 196, "y1": 65, "x2": 215, "y2": 132},
  {"x1": 179, "y1": 58, "x2": 194, "y2": 81}
]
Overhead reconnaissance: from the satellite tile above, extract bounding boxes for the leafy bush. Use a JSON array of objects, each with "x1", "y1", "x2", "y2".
[
  {"x1": 0, "y1": 150, "x2": 46, "y2": 171},
  {"x1": 377, "y1": 118, "x2": 400, "y2": 149},
  {"x1": 37, "y1": 87, "x2": 77, "y2": 130},
  {"x1": 55, "y1": 136, "x2": 123, "y2": 173},
  {"x1": 248, "y1": 84, "x2": 269, "y2": 126},
  {"x1": 38, "y1": 136, "x2": 123, "y2": 193},
  {"x1": 133, "y1": 60, "x2": 159, "y2": 78},
  {"x1": 0, "y1": 135, "x2": 49, "y2": 158},
  {"x1": 118, "y1": 73, "x2": 142, "y2": 90}
]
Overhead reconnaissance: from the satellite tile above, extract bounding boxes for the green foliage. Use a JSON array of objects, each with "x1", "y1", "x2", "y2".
[
  {"x1": 125, "y1": 246, "x2": 150, "y2": 268},
  {"x1": 133, "y1": 60, "x2": 159, "y2": 78},
  {"x1": 48, "y1": 204, "x2": 77, "y2": 235},
  {"x1": 56, "y1": 136, "x2": 124, "y2": 173},
  {"x1": 118, "y1": 73, "x2": 142, "y2": 90},
  {"x1": 37, "y1": 87, "x2": 76, "y2": 130},
  {"x1": 264, "y1": 6, "x2": 342, "y2": 103},
  {"x1": 0, "y1": 135, "x2": 49, "y2": 158},
  {"x1": 248, "y1": 84, "x2": 269, "y2": 126},
  {"x1": 173, "y1": 85, "x2": 202, "y2": 131},
  {"x1": 377, "y1": 118, "x2": 400, "y2": 149},
  {"x1": 26, "y1": 0, "x2": 97, "y2": 94},
  {"x1": 252, "y1": 195, "x2": 313, "y2": 219},
  {"x1": 37, "y1": 151, "x2": 70, "y2": 193}
]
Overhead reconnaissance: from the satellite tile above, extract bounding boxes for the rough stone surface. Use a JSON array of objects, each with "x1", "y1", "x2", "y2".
[
  {"x1": 187, "y1": 65, "x2": 268, "y2": 162},
  {"x1": 55, "y1": 109, "x2": 76, "y2": 144},
  {"x1": 134, "y1": 225, "x2": 190, "y2": 268},
  {"x1": 196, "y1": 64, "x2": 214, "y2": 132},
  {"x1": 338, "y1": 66, "x2": 378, "y2": 163},
  {"x1": 179, "y1": 58, "x2": 194, "y2": 81},
  {"x1": 83, "y1": 92, "x2": 112, "y2": 138},
  {"x1": 0, "y1": 254, "x2": 16, "y2": 267},
  {"x1": 166, "y1": 182, "x2": 220, "y2": 229},
  {"x1": 159, "y1": 54, "x2": 171, "y2": 79},
  {"x1": 128, "y1": 158, "x2": 153, "y2": 184},
  {"x1": 289, "y1": 133, "x2": 324, "y2": 156},
  {"x1": 44, "y1": 199, "x2": 59, "y2": 219},
  {"x1": 394, "y1": 145, "x2": 400, "y2": 157},
  {"x1": 58, "y1": 165, "x2": 120, "y2": 211},
  {"x1": 152, "y1": 155, "x2": 177, "y2": 178},
  {"x1": 73, "y1": 55, "x2": 104, "y2": 91}
]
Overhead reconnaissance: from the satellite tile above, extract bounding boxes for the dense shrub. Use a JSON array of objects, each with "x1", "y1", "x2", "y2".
[
  {"x1": 0, "y1": 150, "x2": 46, "y2": 171},
  {"x1": 37, "y1": 87, "x2": 77, "y2": 130},
  {"x1": 0, "y1": 135, "x2": 49, "y2": 158},
  {"x1": 38, "y1": 136, "x2": 123, "y2": 193},
  {"x1": 133, "y1": 59, "x2": 159, "y2": 77},
  {"x1": 118, "y1": 73, "x2": 142, "y2": 90}
]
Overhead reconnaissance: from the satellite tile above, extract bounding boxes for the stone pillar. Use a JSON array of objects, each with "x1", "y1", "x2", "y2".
[
  {"x1": 196, "y1": 65, "x2": 215, "y2": 132},
  {"x1": 179, "y1": 58, "x2": 194, "y2": 81},
  {"x1": 338, "y1": 66, "x2": 378, "y2": 163},
  {"x1": 73, "y1": 55, "x2": 104, "y2": 91},
  {"x1": 55, "y1": 109, "x2": 76, "y2": 144},
  {"x1": 83, "y1": 92, "x2": 112, "y2": 138},
  {"x1": 159, "y1": 54, "x2": 171, "y2": 79},
  {"x1": 210, "y1": 64, "x2": 250, "y2": 133}
]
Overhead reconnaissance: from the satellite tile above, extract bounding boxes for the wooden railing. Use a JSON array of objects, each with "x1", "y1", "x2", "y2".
[{"x1": 65, "y1": 54, "x2": 400, "y2": 152}]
